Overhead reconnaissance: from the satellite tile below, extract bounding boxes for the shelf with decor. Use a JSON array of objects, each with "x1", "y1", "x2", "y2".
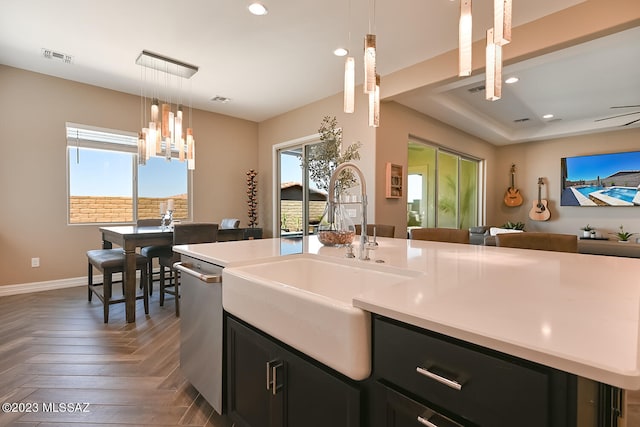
[{"x1": 385, "y1": 163, "x2": 403, "y2": 199}]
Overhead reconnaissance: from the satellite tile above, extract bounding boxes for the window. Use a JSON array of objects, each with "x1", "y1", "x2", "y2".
[
  {"x1": 66, "y1": 123, "x2": 190, "y2": 224},
  {"x1": 407, "y1": 140, "x2": 481, "y2": 229}
]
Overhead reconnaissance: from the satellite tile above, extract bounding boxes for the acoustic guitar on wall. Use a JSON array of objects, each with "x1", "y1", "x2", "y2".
[
  {"x1": 529, "y1": 177, "x2": 551, "y2": 221},
  {"x1": 503, "y1": 164, "x2": 523, "y2": 207}
]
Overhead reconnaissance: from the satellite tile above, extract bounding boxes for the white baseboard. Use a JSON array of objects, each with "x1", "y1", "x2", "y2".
[
  {"x1": 0, "y1": 271, "x2": 151, "y2": 298},
  {"x1": 0, "y1": 276, "x2": 87, "y2": 297}
]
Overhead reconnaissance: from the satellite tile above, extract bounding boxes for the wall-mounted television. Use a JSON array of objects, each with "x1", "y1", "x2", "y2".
[{"x1": 560, "y1": 150, "x2": 640, "y2": 206}]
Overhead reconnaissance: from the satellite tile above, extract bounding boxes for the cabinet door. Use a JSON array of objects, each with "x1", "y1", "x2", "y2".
[
  {"x1": 284, "y1": 346, "x2": 360, "y2": 427},
  {"x1": 227, "y1": 317, "x2": 284, "y2": 427}
]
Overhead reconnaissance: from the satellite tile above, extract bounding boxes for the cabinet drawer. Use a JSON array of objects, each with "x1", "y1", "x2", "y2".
[
  {"x1": 374, "y1": 317, "x2": 550, "y2": 427},
  {"x1": 372, "y1": 382, "x2": 463, "y2": 427}
]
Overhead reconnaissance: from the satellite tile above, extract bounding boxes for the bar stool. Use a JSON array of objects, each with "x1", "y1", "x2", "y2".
[
  {"x1": 87, "y1": 248, "x2": 150, "y2": 323},
  {"x1": 137, "y1": 219, "x2": 172, "y2": 296}
]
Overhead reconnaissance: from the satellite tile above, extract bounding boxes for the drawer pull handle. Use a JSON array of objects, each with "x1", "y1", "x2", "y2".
[
  {"x1": 417, "y1": 416, "x2": 438, "y2": 427},
  {"x1": 416, "y1": 366, "x2": 463, "y2": 391}
]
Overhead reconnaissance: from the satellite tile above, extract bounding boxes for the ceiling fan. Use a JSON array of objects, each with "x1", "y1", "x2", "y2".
[{"x1": 594, "y1": 105, "x2": 640, "y2": 126}]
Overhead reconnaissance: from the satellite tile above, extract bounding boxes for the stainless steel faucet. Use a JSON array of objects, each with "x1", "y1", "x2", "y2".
[{"x1": 328, "y1": 162, "x2": 369, "y2": 260}]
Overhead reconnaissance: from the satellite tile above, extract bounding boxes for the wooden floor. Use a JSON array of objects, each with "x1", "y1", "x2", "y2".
[
  {"x1": 0, "y1": 285, "x2": 232, "y2": 427},
  {"x1": 2, "y1": 285, "x2": 640, "y2": 427}
]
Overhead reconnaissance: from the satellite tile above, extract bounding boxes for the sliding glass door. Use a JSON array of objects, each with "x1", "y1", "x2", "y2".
[
  {"x1": 276, "y1": 142, "x2": 327, "y2": 237},
  {"x1": 407, "y1": 140, "x2": 480, "y2": 229}
]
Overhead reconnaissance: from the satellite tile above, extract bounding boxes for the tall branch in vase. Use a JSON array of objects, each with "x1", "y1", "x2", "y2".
[
  {"x1": 302, "y1": 116, "x2": 361, "y2": 197},
  {"x1": 246, "y1": 169, "x2": 258, "y2": 228}
]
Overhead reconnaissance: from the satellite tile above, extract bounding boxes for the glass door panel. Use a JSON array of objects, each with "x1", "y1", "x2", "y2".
[{"x1": 437, "y1": 151, "x2": 459, "y2": 228}]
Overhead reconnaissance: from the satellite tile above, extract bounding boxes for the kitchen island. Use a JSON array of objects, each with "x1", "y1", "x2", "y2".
[{"x1": 174, "y1": 236, "x2": 640, "y2": 426}]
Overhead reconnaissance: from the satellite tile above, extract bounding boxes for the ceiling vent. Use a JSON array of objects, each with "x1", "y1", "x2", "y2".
[
  {"x1": 513, "y1": 118, "x2": 530, "y2": 123},
  {"x1": 41, "y1": 48, "x2": 73, "y2": 64},
  {"x1": 467, "y1": 85, "x2": 486, "y2": 94},
  {"x1": 211, "y1": 96, "x2": 231, "y2": 104}
]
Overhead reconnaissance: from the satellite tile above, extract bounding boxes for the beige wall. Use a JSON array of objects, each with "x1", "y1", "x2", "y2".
[
  {"x1": 494, "y1": 128, "x2": 640, "y2": 235},
  {"x1": 0, "y1": 65, "x2": 257, "y2": 287}
]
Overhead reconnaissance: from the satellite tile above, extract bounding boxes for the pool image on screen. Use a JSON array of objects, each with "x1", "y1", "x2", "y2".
[{"x1": 560, "y1": 150, "x2": 640, "y2": 206}]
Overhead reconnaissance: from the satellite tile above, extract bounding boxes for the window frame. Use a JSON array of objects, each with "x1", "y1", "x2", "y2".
[{"x1": 66, "y1": 122, "x2": 192, "y2": 225}]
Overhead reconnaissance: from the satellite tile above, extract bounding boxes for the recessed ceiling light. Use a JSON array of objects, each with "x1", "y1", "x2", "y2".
[
  {"x1": 505, "y1": 76, "x2": 519, "y2": 84},
  {"x1": 248, "y1": 2, "x2": 268, "y2": 15},
  {"x1": 333, "y1": 47, "x2": 348, "y2": 57},
  {"x1": 543, "y1": 114, "x2": 554, "y2": 119}
]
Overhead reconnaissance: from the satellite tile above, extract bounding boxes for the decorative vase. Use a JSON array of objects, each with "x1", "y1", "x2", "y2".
[
  {"x1": 582, "y1": 231, "x2": 591, "y2": 238},
  {"x1": 317, "y1": 203, "x2": 355, "y2": 247}
]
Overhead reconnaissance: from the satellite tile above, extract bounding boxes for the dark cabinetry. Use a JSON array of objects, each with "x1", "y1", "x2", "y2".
[
  {"x1": 226, "y1": 315, "x2": 360, "y2": 427},
  {"x1": 372, "y1": 316, "x2": 577, "y2": 427}
]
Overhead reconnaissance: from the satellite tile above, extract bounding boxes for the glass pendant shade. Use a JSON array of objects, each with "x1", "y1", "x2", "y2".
[
  {"x1": 186, "y1": 128, "x2": 195, "y2": 170},
  {"x1": 161, "y1": 103, "x2": 170, "y2": 138},
  {"x1": 364, "y1": 34, "x2": 376, "y2": 94},
  {"x1": 151, "y1": 99, "x2": 159, "y2": 123},
  {"x1": 368, "y1": 74, "x2": 380, "y2": 127},
  {"x1": 459, "y1": 0, "x2": 472, "y2": 77},
  {"x1": 493, "y1": 0, "x2": 512, "y2": 46},
  {"x1": 138, "y1": 132, "x2": 146, "y2": 165},
  {"x1": 344, "y1": 57, "x2": 355, "y2": 113},
  {"x1": 485, "y1": 28, "x2": 502, "y2": 101},
  {"x1": 175, "y1": 109, "x2": 184, "y2": 161}
]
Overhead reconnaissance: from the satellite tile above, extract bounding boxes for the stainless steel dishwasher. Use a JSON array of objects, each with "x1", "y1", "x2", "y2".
[{"x1": 174, "y1": 255, "x2": 224, "y2": 414}]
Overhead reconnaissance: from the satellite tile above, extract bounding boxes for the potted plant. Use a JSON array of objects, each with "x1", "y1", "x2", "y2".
[
  {"x1": 611, "y1": 225, "x2": 635, "y2": 242},
  {"x1": 502, "y1": 221, "x2": 525, "y2": 231},
  {"x1": 580, "y1": 224, "x2": 594, "y2": 238}
]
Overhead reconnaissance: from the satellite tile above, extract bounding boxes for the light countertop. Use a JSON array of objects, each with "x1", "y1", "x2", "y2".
[{"x1": 174, "y1": 236, "x2": 640, "y2": 390}]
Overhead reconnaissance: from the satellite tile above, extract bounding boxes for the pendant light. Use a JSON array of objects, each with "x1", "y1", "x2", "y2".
[
  {"x1": 493, "y1": 0, "x2": 512, "y2": 46},
  {"x1": 485, "y1": 28, "x2": 502, "y2": 101},
  {"x1": 343, "y1": 0, "x2": 355, "y2": 113},
  {"x1": 344, "y1": 57, "x2": 355, "y2": 113},
  {"x1": 368, "y1": 74, "x2": 380, "y2": 127},
  {"x1": 136, "y1": 50, "x2": 198, "y2": 169},
  {"x1": 364, "y1": 34, "x2": 377, "y2": 94},
  {"x1": 459, "y1": 0, "x2": 472, "y2": 77}
]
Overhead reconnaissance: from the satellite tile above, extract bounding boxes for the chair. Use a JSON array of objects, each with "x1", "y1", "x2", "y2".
[
  {"x1": 138, "y1": 218, "x2": 173, "y2": 296},
  {"x1": 220, "y1": 218, "x2": 241, "y2": 229},
  {"x1": 410, "y1": 227, "x2": 470, "y2": 244},
  {"x1": 495, "y1": 232, "x2": 578, "y2": 253},
  {"x1": 158, "y1": 223, "x2": 219, "y2": 316},
  {"x1": 354, "y1": 224, "x2": 396, "y2": 238},
  {"x1": 87, "y1": 249, "x2": 149, "y2": 323}
]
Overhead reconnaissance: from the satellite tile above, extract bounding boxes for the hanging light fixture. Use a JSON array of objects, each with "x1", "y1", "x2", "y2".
[
  {"x1": 344, "y1": 57, "x2": 355, "y2": 113},
  {"x1": 485, "y1": 28, "x2": 502, "y2": 101},
  {"x1": 458, "y1": 0, "x2": 472, "y2": 77},
  {"x1": 493, "y1": 0, "x2": 512, "y2": 46},
  {"x1": 364, "y1": 0, "x2": 377, "y2": 95},
  {"x1": 368, "y1": 74, "x2": 380, "y2": 127},
  {"x1": 343, "y1": 0, "x2": 355, "y2": 114},
  {"x1": 136, "y1": 50, "x2": 198, "y2": 169},
  {"x1": 364, "y1": 34, "x2": 377, "y2": 94}
]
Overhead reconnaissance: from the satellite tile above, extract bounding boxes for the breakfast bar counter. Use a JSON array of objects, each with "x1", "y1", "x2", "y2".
[{"x1": 174, "y1": 236, "x2": 640, "y2": 390}]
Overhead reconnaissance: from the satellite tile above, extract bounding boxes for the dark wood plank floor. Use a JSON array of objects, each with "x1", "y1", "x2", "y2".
[
  {"x1": 0, "y1": 285, "x2": 232, "y2": 427},
  {"x1": 2, "y1": 285, "x2": 640, "y2": 427}
]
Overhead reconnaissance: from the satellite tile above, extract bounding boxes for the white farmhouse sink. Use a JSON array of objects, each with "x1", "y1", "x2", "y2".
[{"x1": 222, "y1": 253, "x2": 420, "y2": 380}]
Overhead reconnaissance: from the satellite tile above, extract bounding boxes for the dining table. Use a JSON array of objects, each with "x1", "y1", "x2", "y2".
[{"x1": 99, "y1": 225, "x2": 173, "y2": 323}]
